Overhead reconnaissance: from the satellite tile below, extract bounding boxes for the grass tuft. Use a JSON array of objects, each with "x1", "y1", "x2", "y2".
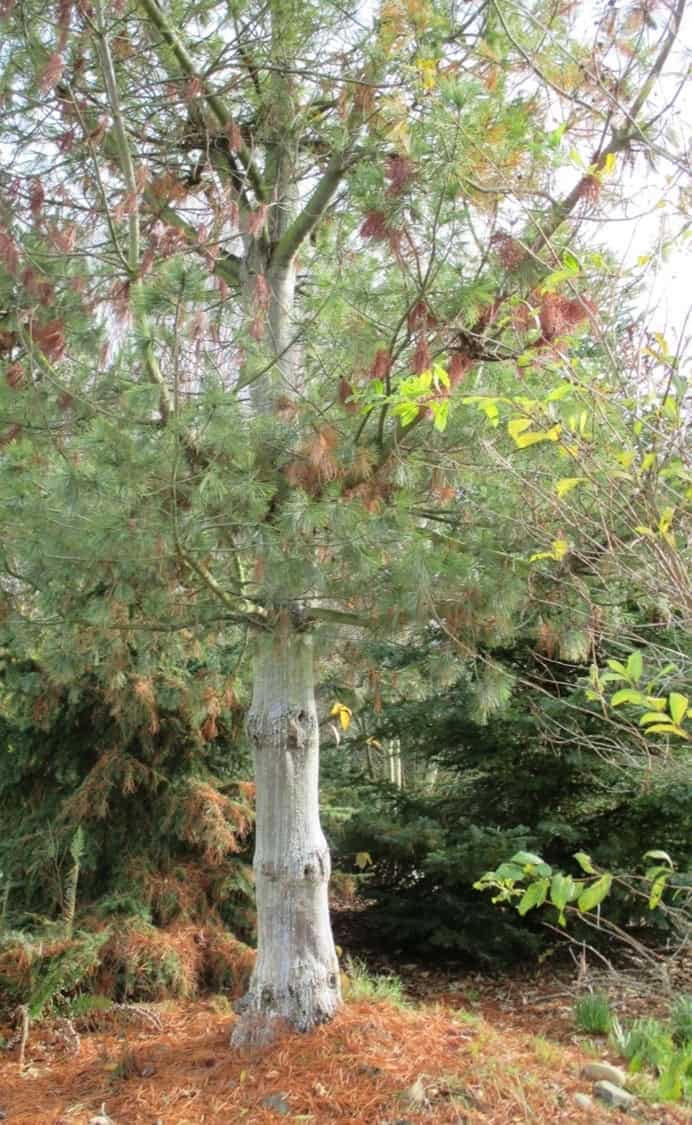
[
  {"x1": 344, "y1": 956, "x2": 410, "y2": 1007},
  {"x1": 573, "y1": 991, "x2": 612, "y2": 1035},
  {"x1": 671, "y1": 995, "x2": 692, "y2": 1046}
]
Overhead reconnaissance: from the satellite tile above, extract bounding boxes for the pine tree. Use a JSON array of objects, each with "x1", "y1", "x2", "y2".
[{"x1": 0, "y1": 0, "x2": 687, "y2": 1042}]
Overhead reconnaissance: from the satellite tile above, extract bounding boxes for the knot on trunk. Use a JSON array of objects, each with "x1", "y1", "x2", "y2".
[{"x1": 287, "y1": 707, "x2": 313, "y2": 751}]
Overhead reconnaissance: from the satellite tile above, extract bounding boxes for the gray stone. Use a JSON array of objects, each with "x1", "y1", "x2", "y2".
[
  {"x1": 574, "y1": 1092, "x2": 595, "y2": 1111},
  {"x1": 593, "y1": 1080, "x2": 636, "y2": 1110},
  {"x1": 262, "y1": 1092, "x2": 290, "y2": 1116},
  {"x1": 581, "y1": 1061, "x2": 627, "y2": 1087}
]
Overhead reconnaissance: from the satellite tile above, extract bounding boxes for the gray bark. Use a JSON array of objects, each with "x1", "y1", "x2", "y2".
[{"x1": 231, "y1": 628, "x2": 341, "y2": 1044}]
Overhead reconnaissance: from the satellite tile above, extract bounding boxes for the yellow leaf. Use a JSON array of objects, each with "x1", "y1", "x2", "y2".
[
  {"x1": 529, "y1": 539, "x2": 569, "y2": 563},
  {"x1": 508, "y1": 417, "x2": 532, "y2": 441},
  {"x1": 355, "y1": 850, "x2": 373, "y2": 870},
  {"x1": 416, "y1": 57, "x2": 438, "y2": 90},
  {"x1": 552, "y1": 538, "x2": 569, "y2": 560},
  {"x1": 658, "y1": 507, "x2": 674, "y2": 535},
  {"x1": 515, "y1": 424, "x2": 561, "y2": 449},
  {"x1": 602, "y1": 151, "x2": 617, "y2": 177},
  {"x1": 330, "y1": 701, "x2": 352, "y2": 731},
  {"x1": 556, "y1": 477, "x2": 584, "y2": 497}
]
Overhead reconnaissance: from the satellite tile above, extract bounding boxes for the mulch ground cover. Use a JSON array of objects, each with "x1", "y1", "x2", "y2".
[{"x1": 1, "y1": 993, "x2": 689, "y2": 1125}]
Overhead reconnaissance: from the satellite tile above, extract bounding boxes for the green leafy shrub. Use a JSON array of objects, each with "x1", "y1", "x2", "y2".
[
  {"x1": 327, "y1": 644, "x2": 691, "y2": 965},
  {"x1": 615, "y1": 1016, "x2": 672, "y2": 1072},
  {"x1": 610, "y1": 1010, "x2": 692, "y2": 1104}
]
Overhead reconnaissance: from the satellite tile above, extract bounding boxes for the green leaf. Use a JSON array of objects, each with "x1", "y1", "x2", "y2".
[
  {"x1": 550, "y1": 872, "x2": 577, "y2": 912},
  {"x1": 517, "y1": 878, "x2": 549, "y2": 915},
  {"x1": 607, "y1": 659, "x2": 628, "y2": 678},
  {"x1": 393, "y1": 401, "x2": 420, "y2": 426},
  {"x1": 626, "y1": 650, "x2": 643, "y2": 683},
  {"x1": 510, "y1": 851, "x2": 545, "y2": 867},
  {"x1": 573, "y1": 852, "x2": 596, "y2": 875},
  {"x1": 577, "y1": 873, "x2": 612, "y2": 912},
  {"x1": 641, "y1": 723, "x2": 677, "y2": 734},
  {"x1": 668, "y1": 692, "x2": 688, "y2": 725},
  {"x1": 432, "y1": 362, "x2": 450, "y2": 388},
  {"x1": 639, "y1": 711, "x2": 672, "y2": 726},
  {"x1": 648, "y1": 874, "x2": 668, "y2": 910},
  {"x1": 643, "y1": 696, "x2": 667, "y2": 711},
  {"x1": 546, "y1": 383, "x2": 573, "y2": 402},
  {"x1": 431, "y1": 399, "x2": 450, "y2": 432},
  {"x1": 610, "y1": 689, "x2": 645, "y2": 707},
  {"x1": 645, "y1": 865, "x2": 671, "y2": 883},
  {"x1": 495, "y1": 862, "x2": 525, "y2": 882},
  {"x1": 643, "y1": 850, "x2": 673, "y2": 866}
]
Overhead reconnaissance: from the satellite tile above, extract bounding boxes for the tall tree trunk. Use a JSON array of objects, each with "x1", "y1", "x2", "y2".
[{"x1": 231, "y1": 627, "x2": 341, "y2": 1044}]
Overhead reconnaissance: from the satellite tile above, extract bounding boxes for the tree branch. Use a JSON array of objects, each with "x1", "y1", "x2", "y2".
[
  {"x1": 138, "y1": 0, "x2": 266, "y2": 204},
  {"x1": 270, "y1": 147, "x2": 350, "y2": 271},
  {"x1": 93, "y1": 0, "x2": 173, "y2": 426},
  {"x1": 303, "y1": 606, "x2": 373, "y2": 629}
]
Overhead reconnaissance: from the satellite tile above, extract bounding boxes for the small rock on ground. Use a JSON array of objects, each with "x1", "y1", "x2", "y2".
[
  {"x1": 262, "y1": 1092, "x2": 291, "y2": 1115},
  {"x1": 593, "y1": 1080, "x2": 636, "y2": 1110},
  {"x1": 574, "y1": 1092, "x2": 595, "y2": 1111},
  {"x1": 581, "y1": 1061, "x2": 627, "y2": 1087}
]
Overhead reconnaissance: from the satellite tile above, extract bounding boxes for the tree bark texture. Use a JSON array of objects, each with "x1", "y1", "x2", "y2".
[{"x1": 231, "y1": 628, "x2": 341, "y2": 1044}]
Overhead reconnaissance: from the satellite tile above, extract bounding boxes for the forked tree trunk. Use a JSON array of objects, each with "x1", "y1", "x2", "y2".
[{"x1": 231, "y1": 627, "x2": 341, "y2": 1045}]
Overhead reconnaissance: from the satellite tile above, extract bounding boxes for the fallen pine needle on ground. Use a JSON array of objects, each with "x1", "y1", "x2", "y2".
[{"x1": 0, "y1": 997, "x2": 688, "y2": 1124}]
